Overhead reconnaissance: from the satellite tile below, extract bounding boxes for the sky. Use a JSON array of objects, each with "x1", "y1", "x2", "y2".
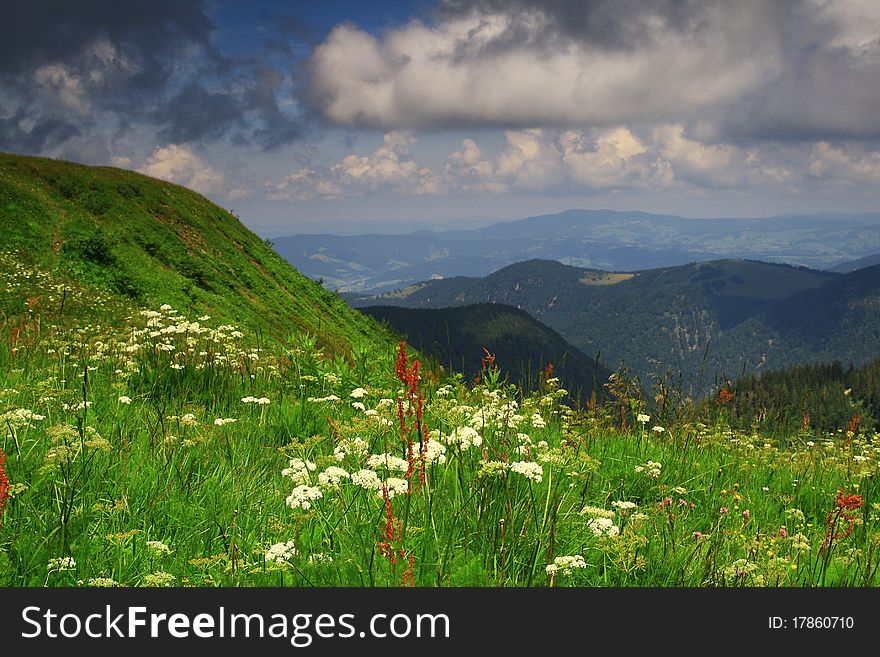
[{"x1": 2, "y1": 0, "x2": 879, "y2": 235}]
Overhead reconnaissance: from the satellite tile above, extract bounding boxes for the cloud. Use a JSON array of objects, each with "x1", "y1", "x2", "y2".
[
  {"x1": 138, "y1": 144, "x2": 224, "y2": 195},
  {"x1": 0, "y1": 1, "x2": 305, "y2": 155},
  {"x1": 269, "y1": 131, "x2": 443, "y2": 200},
  {"x1": 270, "y1": 125, "x2": 878, "y2": 200},
  {"x1": 307, "y1": 1, "x2": 880, "y2": 141},
  {"x1": 808, "y1": 142, "x2": 880, "y2": 185}
]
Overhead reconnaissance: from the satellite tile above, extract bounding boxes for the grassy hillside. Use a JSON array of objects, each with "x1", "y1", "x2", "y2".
[
  {"x1": 1, "y1": 155, "x2": 878, "y2": 588},
  {"x1": 351, "y1": 258, "x2": 849, "y2": 389},
  {"x1": 0, "y1": 151, "x2": 384, "y2": 355},
  {"x1": 361, "y1": 303, "x2": 611, "y2": 401}
]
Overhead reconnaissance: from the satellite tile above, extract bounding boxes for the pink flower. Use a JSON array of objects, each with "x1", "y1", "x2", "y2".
[
  {"x1": 720, "y1": 507, "x2": 728, "y2": 514},
  {"x1": 742, "y1": 510, "x2": 750, "y2": 520},
  {"x1": 693, "y1": 531, "x2": 702, "y2": 538},
  {"x1": 778, "y1": 527, "x2": 788, "y2": 538}
]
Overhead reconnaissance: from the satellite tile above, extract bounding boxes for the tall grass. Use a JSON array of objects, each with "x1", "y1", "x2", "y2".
[{"x1": 1, "y1": 256, "x2": 879, "y2": 587}]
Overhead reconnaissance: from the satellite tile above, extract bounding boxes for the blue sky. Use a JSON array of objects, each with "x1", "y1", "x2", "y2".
[{"x1": 2, "y1": 1, "x2": 879, "y2": 235}]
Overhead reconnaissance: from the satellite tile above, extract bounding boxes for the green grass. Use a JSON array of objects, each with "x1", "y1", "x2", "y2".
[
  {"x1": 1, "y1": 254, "x2": 878, "y2": 587},
  {"x1": 0, "y1": 151, "x2": 387, "y2": 356}
]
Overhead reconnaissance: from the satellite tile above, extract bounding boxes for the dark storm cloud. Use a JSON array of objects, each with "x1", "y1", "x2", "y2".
[
  {"x1": 0, "y1": 0, "x2": 305, "y2": 155},
  {"x1": 154, "y1": 84, "x2": 246, "y2": 143},
  {"x1": 437, "y1": 0, "x2": 714, "y2": 51}
]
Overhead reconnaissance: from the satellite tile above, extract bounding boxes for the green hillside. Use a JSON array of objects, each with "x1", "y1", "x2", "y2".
[
  {"x1": 350, "y1": 258, "x2": 866, "y2": 390},
  {"x1": 0, "y1": 151, "x2": 384, "y2": 355},
  {"x1": 361, "y1": 303, "x2": 611, "y2": 401},
  {"x1": 1, "y1": 154, "x2": 878, "y2": 589}
]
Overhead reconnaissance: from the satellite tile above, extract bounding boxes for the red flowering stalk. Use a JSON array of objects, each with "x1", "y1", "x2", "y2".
[
  {"x1": 394, "y1": 342, "x2": 429, "y2": 491},
  {"x1": 821, "y1": 488, "x2": 864, "y2": 554},
  {"x1": 402, "y1": 555, "x2": 415, "y2": 587},
  {"x1": 376, "y1": 487, "x2": 415, "y2": 585},
  {"x1": 0, "y1": 447, "x2": 10, "y2": 526}
]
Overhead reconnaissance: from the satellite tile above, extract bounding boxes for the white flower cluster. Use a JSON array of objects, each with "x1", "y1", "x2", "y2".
[
  {"x1": 47, "y1": 557, "x2": 77, "y2": 571},
  {"x1": 587, "y1": 517, "x2": 620, "y2": 538},
  {"x1": 445, "y1": 426, "x2": 483, "y2": 450},
  {"x1": 307, "y1": 394, "x2": 341, "y2": 403},
  {"x1": 318, "y1": 466, "x2": 351, "y2": 488},
  {"x1": 282, "y1": 458, "x2": 317, "y2": 484},
  {"x1": 422, "y1": 439, "x2": 447, "y2": 465},
  {"x1": 118, "y1": 396, "x2": 132, "y2": 405},
  {"x1": 350, "y1": 387, "x2": 367, "y2": 399},
  {"x1": 366, "y1": 453, "x2": 409, "y2": 472},
  {"x1": 546, "y1": 554, "x2": 586, "y2": 576},
  {"x1": 530, "y1": 413, "x2": 546, "y2": 429},
  {"x1": 510, "y1": 460, "x2": 543, "y2": 483},
  {"x1": 242, "y1": 396, "x2": 271, "y2": 405},
  {"x1": 351, "y1": 469, "x2": 381, "y2": 491},
  {"x1": 286, "y1": 485, "x2": 323, "y2": 510},
  {"x1": 146, "y1": 540, "x2": 172, "y2": 556},
  {"x1": 611, "y1": 501, "x2": 638, "y2": 512},
  {"x1": 1, "y1": 408, "x2": 46, "y2": 428},
  {"x1": 266, "y1": 540, "x2": 298, "y2": 564},
  {"x1": 637, "y1": 413, "x2": 651, "y2": 423},
  {"x1": 634, "y1": 460, "x2": 662, "y2": 478},
  {"x1": 334, "y1": 437, "x2": 369, "y2": 462},
  {"x1": 579, "y1": 505, "x2": 616, "y2": 519},
  {"x1": 213, "y1": 417, "x2": 237, "y2": 426},
  {"x1": 380, "y1": 477, "x2": 409, "y2": 499}
]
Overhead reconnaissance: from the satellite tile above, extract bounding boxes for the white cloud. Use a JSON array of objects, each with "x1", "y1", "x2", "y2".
[
  {"x1": 309, "y1": 10, "x2": 772, "y2": 130},
  {"x1": 34, "y1": 64, "x2": 90, "y2": 114},
  {"x1": 269, "y1": 131, "x2": 444, "y2": 200},
  {"x1": 560, "y1": 127, "x2": 667, "y2": 189},
  {"x1": 307, "y1": 2, "x2": 880, "y2": 141},
  {"x1": 138, "y1": 144, "x2": 224, "y2": 194},
  {"x1": 808, "y1": 142, "x2": 880, "y2": 185}
]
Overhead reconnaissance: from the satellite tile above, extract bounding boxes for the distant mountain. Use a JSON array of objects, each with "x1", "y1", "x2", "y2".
[
  {"x1": 361, "y1": 303, "x2": 610, "y2": 400},
  {"x1": 348, "y1": 259, "x2": 880, "y2": 390},
  {"x1": 272, "y1": 209, "x2": 880, "y2": 293},
  {"x1": 829, "y1": 253, "x2": 880, "y2": 273}
]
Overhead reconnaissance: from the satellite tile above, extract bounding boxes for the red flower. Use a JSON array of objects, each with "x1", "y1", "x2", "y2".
[{"x1": 0, "y1": 448, "x2": 10, "y2": 526}]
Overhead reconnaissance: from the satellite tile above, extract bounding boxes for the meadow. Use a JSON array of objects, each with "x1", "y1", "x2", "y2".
[{"x1": 1, "y1": 250, "x2": 878, "y2": 588}]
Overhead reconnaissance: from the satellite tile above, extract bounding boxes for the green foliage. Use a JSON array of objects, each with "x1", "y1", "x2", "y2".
[
  {"x1": 0, "y1": 151, "x2": 391, "y2": 356},
  {"x1": 354, "y1": 258, "x2": 880, "y2": 394}
]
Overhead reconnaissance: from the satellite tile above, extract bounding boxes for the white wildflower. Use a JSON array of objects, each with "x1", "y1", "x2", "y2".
[
  {"x1": 351, "y1": 469, "x2": 382, "y2": 492},
  {"x1": 587, "y1": 517, "x2": 620, "y2": 538},
  {"x1": 266, "y1": 540, "x2": 298, "y2": 564},
  {"x1": 146, "y1": 540, "x2": 172, "y2": 556},
  {"x1": 366, "y1": 453, "x2": 409, "y2": 472},
  {"x1": 510, "y1": 460, "x2": 543, "y2": 483},
  {"x1": 282, "y1": 458, "x2": 317, "y2": 484},
  {"x1": 318, "y1": 466, "x2": 351, "y2": 488},
  {"x1": 47, "y1": 557, "x2": 76, "y2": 571},
  {"x1": 546, "y1": 555, "x2": 586, "y2": 576},
  {"x1": 380, "y1": 477, "x2": 409, "y2": 499},
  {"x1": 286, "y1": 485, "x2": 323, "y2": 510}
]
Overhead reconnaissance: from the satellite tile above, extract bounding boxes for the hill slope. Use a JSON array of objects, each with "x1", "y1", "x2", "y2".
[
  {"x1": 0, "y1": 151, "x2": 384, "y2": 354},
  {"x1": 361, "y1": 303, "x2": 611, "y2": 400},
  {"x1": 829, "y1": 253, "x2": 880, "y2": 273},
  {"x1": 348, "y1": 258, "x2": 880, "y2": 389}
]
